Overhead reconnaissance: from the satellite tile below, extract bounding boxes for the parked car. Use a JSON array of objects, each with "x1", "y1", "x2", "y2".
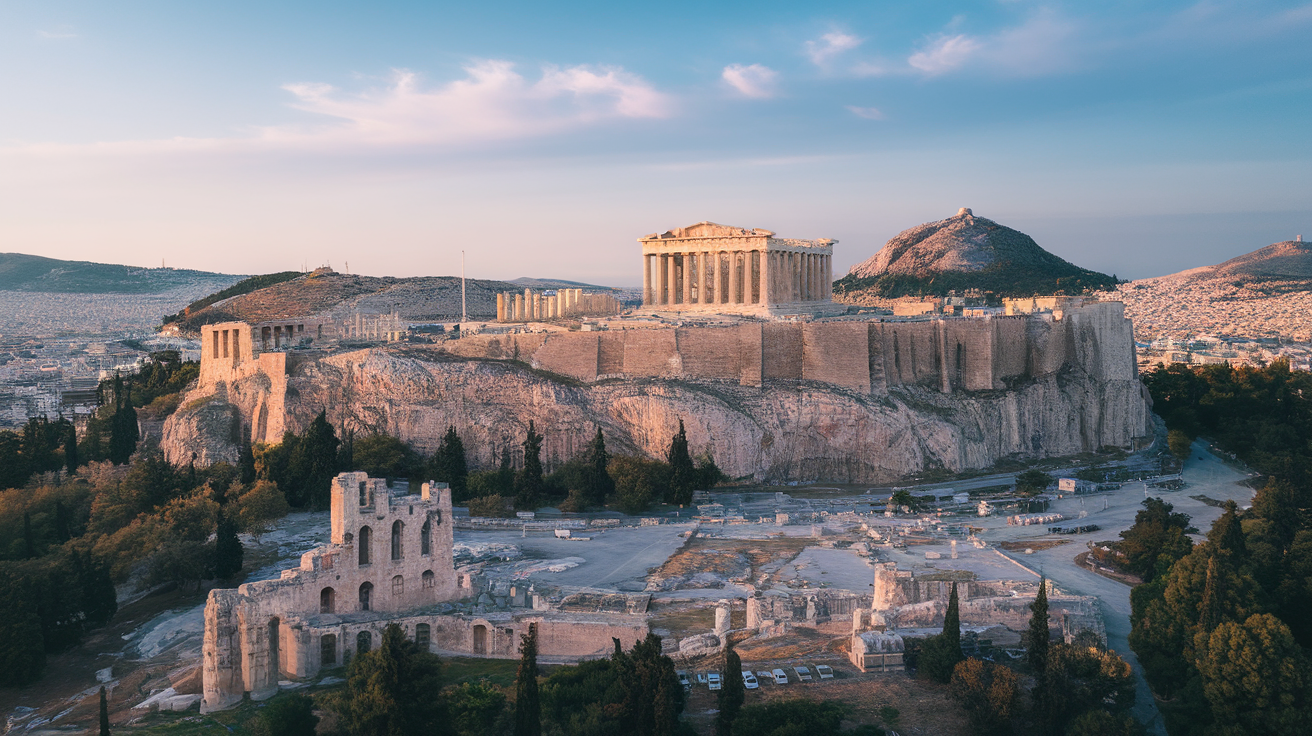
[
  {"x1": 815, "y1": 664, "x2": 834, "y2": 679},
  {"x1": 756, "y1": 670, "x2": 774, "y2": 683},
  {"x1": 697, "y1": 673, "x2": 708, "y2": 685},
  {"x1": 742, "y1": 670, "x2": 759, "y2": 689},
  {"x1": 771, "y1": 668, "x2": 789, "y2": 684},
  {"x1": 794, "y1": 666, "x2": 813, "y2": 682},
  {"x1": 677, "y1": 670, "x2": 691, "y2": 689},
  {"x1": 708, "y1": 672, "x2": 723, "y2": 691}
]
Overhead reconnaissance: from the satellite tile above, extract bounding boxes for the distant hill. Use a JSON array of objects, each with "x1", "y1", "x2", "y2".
[
  {"x1": 509, "y1": 277, "x2": 619, "y2": 291},
  {"x1": 175, "y1": 268, "x2": 524, "y2": 331},
  {"x1": 0, "y1": 253, "x2": 239, "y2": 294},
  {"x1": 1160, "y1": 239, "x2": 1312, "y2": 283},
  {"x1": 834, "y1": 208, "x2": 1117, "y2": 300}
]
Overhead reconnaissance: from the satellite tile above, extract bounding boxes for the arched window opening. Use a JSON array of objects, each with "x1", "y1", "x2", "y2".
[
  {"x1": 359, "y1": 526, "x2": 372, "y2": 565},
  {"x1": 358, "y1": 481, "x2": 368, "y2": 506},
  {"x1": 473, "y1": 624, "x2": 488, "y2": 655},
  {"x1": 421, "y1": 519, "x2": 431, "y2": 556},
  {"x1": 392, "y1": 575, "x2": 404, "y2": 597},
  {"x1": 320, "y1": 587, "x2": 335, "y2": 614},
  {"x1": 357, "y1": 630, "x2": 371, "y2": 654},
  {"x1": 321, "y1": 634, "x2": 337, "y2": 666},
  {"x1": 422, "y1": 570, "x2": 435, "y2": 589},
  {"x1": 268, "y1": 618, "x2": 281, "y2": 680},
  {"x1": 391, "y1": 520, "x2": 404, "y2": 560},
  {"x1": 415, "y1": 624, "x2": 430, "y2": 651},
  {"x1": 359, "y1": 582, "x2": 373, "y2": 612}
]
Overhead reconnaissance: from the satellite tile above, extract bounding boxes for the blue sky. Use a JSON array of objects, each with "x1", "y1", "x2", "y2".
[{"x1": 1, "y1": 1, "x2": 1310, "y2": 285}]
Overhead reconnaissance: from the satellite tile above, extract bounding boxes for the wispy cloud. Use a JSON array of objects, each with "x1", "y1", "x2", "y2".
[
  {"x1": 269, "y1": 62, "x2": 672, "y2": 147},
  {"x1": 907, "y1": 34, "x2": 983, "y2": 75},
  {"x1": 846, "y1": 106, "x2": 885, "y2": 120},
  {"x1": 721, "y1": 64, "x2": 778, "y2": 99},
  {"x1": 804, "y1": 32, "x2": 863, "y2": 67},
  {"x1": 37, "y1": 28, "x2": 79, "y2": 40}
]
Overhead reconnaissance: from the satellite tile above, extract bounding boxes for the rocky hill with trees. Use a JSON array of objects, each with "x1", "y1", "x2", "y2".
[{"x1": 834, "y1": 209, "x2": 1118, "y2": 302}]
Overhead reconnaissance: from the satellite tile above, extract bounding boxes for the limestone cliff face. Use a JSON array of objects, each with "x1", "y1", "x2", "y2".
[{"x1": 163, "y1": 346, "x2": 1150, "y2": 483}]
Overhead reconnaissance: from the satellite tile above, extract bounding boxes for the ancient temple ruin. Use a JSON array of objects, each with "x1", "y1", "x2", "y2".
[
  {"x1": 639, "y1": 221, "x2": 844, "y2": 317},
  {"x1": 200, "y1": 472, "x2": 647, "y2": 712}
]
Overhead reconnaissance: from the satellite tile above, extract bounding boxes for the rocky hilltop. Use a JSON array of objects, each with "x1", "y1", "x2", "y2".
[
  {"x1": 173, "y1": 269, "x2": 524, "y2": 332},
  {"x1": 835, "y1": 209, "x2": 1117, "y2": 301},
  {"x1": 161, "y1": 303, "x2": 1152, "y2": 483}
]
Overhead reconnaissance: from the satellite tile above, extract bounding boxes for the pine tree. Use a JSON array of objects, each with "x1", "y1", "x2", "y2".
[
  {"x1": 514, "y1": 623, "x2": 541, "y2": 736},
  {"x1": 99, "y1": 686, "x2": 111, "y2": 736},
  {"x1": 666, "y1": 419, "x2": 695, "y2": 506},
  {"x1": 514, "y1": 422, "x2": 544, "y2": 511},
  {"x1": 715, "y1": 646, "x2": 746, "y2": 736},
  {"x1": 1209, "y1": 500, "x2": 1247, "y2": 561},
  {"x1": 1028, "y1": 577, "x2": 1050, "y2": 674},
  {"x1": 213, "y1": 511, "x2": 244, "y2": 579}
]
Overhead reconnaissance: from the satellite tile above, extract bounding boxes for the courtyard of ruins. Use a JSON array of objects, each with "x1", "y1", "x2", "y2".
[{"x1": 8, "y1": 434, "x2": 1255, "y2": 733}]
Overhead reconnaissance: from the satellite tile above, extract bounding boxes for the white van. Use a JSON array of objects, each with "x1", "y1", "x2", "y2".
[{"x1": 771, "y1": 668, "x2": 789, "y2": 685}]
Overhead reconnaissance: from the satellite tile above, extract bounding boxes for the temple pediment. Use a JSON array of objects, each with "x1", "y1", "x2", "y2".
[{"x1": 642, "y1": 221, "x2": 775, "y2": 241}]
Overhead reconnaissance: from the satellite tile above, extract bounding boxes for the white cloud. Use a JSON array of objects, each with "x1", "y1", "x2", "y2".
[
  {"x1": 804, "y1": 32, "x2": 863, "y2": 67},
  {"x1": 907, "y1": 34, "x2": 983, "y2": 75},
  {"x1": 267, "y1": 62, "x2": 672, "y2": 148},
  {"x1": 721, "y1": 64, "x2": 779, "y2": 99},
  {"x1": 846, "y1": 106, "x2": 886, "y2": 120},
  {"x1": 37, "y1": 28, "x2": 78, "y2": 40}
]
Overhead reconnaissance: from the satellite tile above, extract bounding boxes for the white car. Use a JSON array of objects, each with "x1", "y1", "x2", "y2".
[
  {"x1": 815, "y1": 664, "x2": 834, "y2": 679},
  {"x1": 771, "y1": 668, "x2": 789, "y2": 684},
  {"x1": 794, "y1": 666, "x2": 813, "y2": 682},
  {"x1": 741, "y1": 670, "x2": 759, "y2": 689},
  {"x1": 708, "y1": 672, "x2": 723, "y2": 691},
  {"x1": 677, "y1": 670, "x2": 691, "y2": 689},
  {"x1": 697, "y1": 673, "x2": 708, "y2": 685}
]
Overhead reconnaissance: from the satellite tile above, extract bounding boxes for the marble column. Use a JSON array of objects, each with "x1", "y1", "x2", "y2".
[
  {"x1": 681, "y1": 254, "x2": 691, "y2": 306},
  {"x1": 666, "y1": 254, "x2": 677, "y2": 306},
  {"x1": 656, "y1": 255, "x2": 666, "y2": 305},
  {"x1": 727, "y1": 251, "x2": 738, "y2": 305},
  {"x1": 760, "y1": 250, "x2": 772, "y2": 306},
  {"x1": 497, "y1": 293, "x2": 506, "y2": 322},
  {"x1": 711, "y1": 252, "x2": 722, "y2": 304},
  {"x1": 824, "y1": 255, "x2": 832, "y2": 300},
  {"x1": 643, "y1": 254, "x2": 652, "y2": 306}
]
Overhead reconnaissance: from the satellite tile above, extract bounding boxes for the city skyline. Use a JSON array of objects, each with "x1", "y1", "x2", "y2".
[{"x1": 1, "y1": 0, "x2": 1310, "y2": 285}]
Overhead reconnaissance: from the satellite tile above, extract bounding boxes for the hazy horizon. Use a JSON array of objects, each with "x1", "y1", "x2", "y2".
[{"x1": 2, "y1": 0, "x2": 1309, "y2": 285}]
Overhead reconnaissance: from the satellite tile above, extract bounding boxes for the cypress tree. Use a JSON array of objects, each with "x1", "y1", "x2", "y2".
[
  {"x1": 1209, "y1": 500, "x2": 1247, "y2": 561},
  {"x1": 108, "y1": 384, "x2": 139, "y2": 465},
  {"x1": 1028, "y1": 576, "x2": 1050, "y2": 674},
  {"x1": 23, "y1": 511, "x2": 36, "y2": 559},
  {"x1": 514, "y1": 422, "x2": 544, "y2": 510},
  {"x1": 514, "y1": 623, "x2": 541, "y2": 736},
  {"x1": 1199, "y1": 555, "x2": 1225, "y2": 632},
  {"x1": 431, "y1": 426, "x2": 468, "y2": 499},
  {"x1": 213, "y1": 511, "x2": 244, "y2": 579},
  {"x1": 666, "y1": 419, "x2": 695, "y2": 506},
  {"x1": 287, "y1": 412, "x2": 339, "y2": 507},
  {"x1": 715, "y1": 646, "x2": 746, "y2": 736},
  {"x1": 0, "y1": 567, "x2": 46, "y2": 686},
  {"x1": 54, "y1": 500, "x2": 71, "y2": 543},
  {"x1": 584, "y1": 427, "x2": 613, "y2": 507},
  {"x1": 63, "y1": 421, "x2": 79, "y2": 474},
  {"x1": 944, "y1": 581, "x2": 962, "y2": 651},
  {"x1": 99, "y1": 686, "x2": 110, "y2": 736}
]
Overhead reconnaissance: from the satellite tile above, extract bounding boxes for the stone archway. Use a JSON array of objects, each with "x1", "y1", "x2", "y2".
[{"x1": 473, "y1": 624, "x2": 488, "y2": 655}]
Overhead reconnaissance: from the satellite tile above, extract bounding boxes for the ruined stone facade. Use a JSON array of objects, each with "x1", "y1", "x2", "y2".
[
  {"x1": 200, "y1": 472, "x2": 647, "y2": 712},
  {"x1": 639, "y1": 221, "x2": 843, "y2": 317}
]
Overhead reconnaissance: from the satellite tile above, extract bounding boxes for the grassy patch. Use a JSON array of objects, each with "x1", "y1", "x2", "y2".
[{"x1": 443, "y1": 656, "x2": 520, "y2": 687}]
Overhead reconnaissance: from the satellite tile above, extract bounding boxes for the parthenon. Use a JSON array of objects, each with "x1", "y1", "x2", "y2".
[{"x1": 640, "y1": 221, "x2": 843, "y2": 317}]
